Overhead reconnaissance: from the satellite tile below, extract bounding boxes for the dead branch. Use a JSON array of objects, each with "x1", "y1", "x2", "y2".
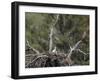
[
  {"x1": 68, "y1": 40, "x2": 82, "y2": 58},
  {"x1": 26, "y1": 40, "x2": 40, "y2": 54},
  {"x1": 76, "y1": 49, "x2": 87, "y2": 55},
  {"x1": 49, "y1": 27, "x2": 53, "y2": 52},
  {"x1": 49, "y1": 15, "x2": 59, "y2": 53},
  {"x1": 67, "y1": 31, "x2": 87, "y2": 65}
]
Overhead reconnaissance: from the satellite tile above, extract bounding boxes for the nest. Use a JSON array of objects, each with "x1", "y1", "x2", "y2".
[{"x1": 25, "y1": 52, "x2": 72, "y2": 68}]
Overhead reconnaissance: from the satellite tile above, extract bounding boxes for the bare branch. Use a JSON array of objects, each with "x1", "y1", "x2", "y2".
[
  {"x1": 49, "y1": 15, "x2": 59, "y2": 53},
  {"x1": 73, "y1": 40, "x2": 82, "y2": 50},
  {"x1": 26, "y1": 40, "x2": 40, "y2": 54},
  {"x1": 68, "y1": 40, "x2": 82, "y2": 58},
  {"x1": 82, "y1": 31, "x2": 87, "y2": 40},
  {"x1": 69, "y1": 43, "x2": 72, "y2": 50},
  {"x1": 67, "y1": 31, "x2": 87, "y2": 65},
  {"x1": 49, "y1": 27, "x2": 53, "y2": 52},
  {"x1": 76, "y1": 49, "x2": 87, "y2": 55}
]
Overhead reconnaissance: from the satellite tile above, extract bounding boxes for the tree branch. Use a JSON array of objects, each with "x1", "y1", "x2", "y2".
[
  {"x1": 67, "y1": 31, "x2": 87, "y2": 65},
  {"x1": 49, "y1": 27, "x2": 53, "y2": 52},
  {"x1": 49, "y1": 15, "x2": 59, "y2": 53},
  {"x1": 26, "y1": 40, "x2": 40, "y2": 54},
  {"x1": 76, "y1": 49, "x2": 87, "y2": 55}
]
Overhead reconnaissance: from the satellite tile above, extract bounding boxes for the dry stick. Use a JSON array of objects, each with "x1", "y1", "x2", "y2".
[
  {"x1": 49, "y1": 27, "x2": 53, "y2": 52},
  {"x1": 49, "y1": 15, "x2": 59, "y2": 53},
  {"x1": 76, "y1": 49, "x2": 87, "y2": 55},
  {"x1": 26, "y1": 40, "x2": 40, "y2": 54}
]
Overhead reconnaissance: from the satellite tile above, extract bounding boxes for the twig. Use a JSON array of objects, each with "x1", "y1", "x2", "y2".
[{"x1": 76, "y1": 49, "x2": 87, "y2": 55}]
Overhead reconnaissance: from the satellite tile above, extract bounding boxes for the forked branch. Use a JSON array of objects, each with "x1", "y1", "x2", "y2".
[{"x1": 67, "y1": 31, "x2": 88, "y2": 65}]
